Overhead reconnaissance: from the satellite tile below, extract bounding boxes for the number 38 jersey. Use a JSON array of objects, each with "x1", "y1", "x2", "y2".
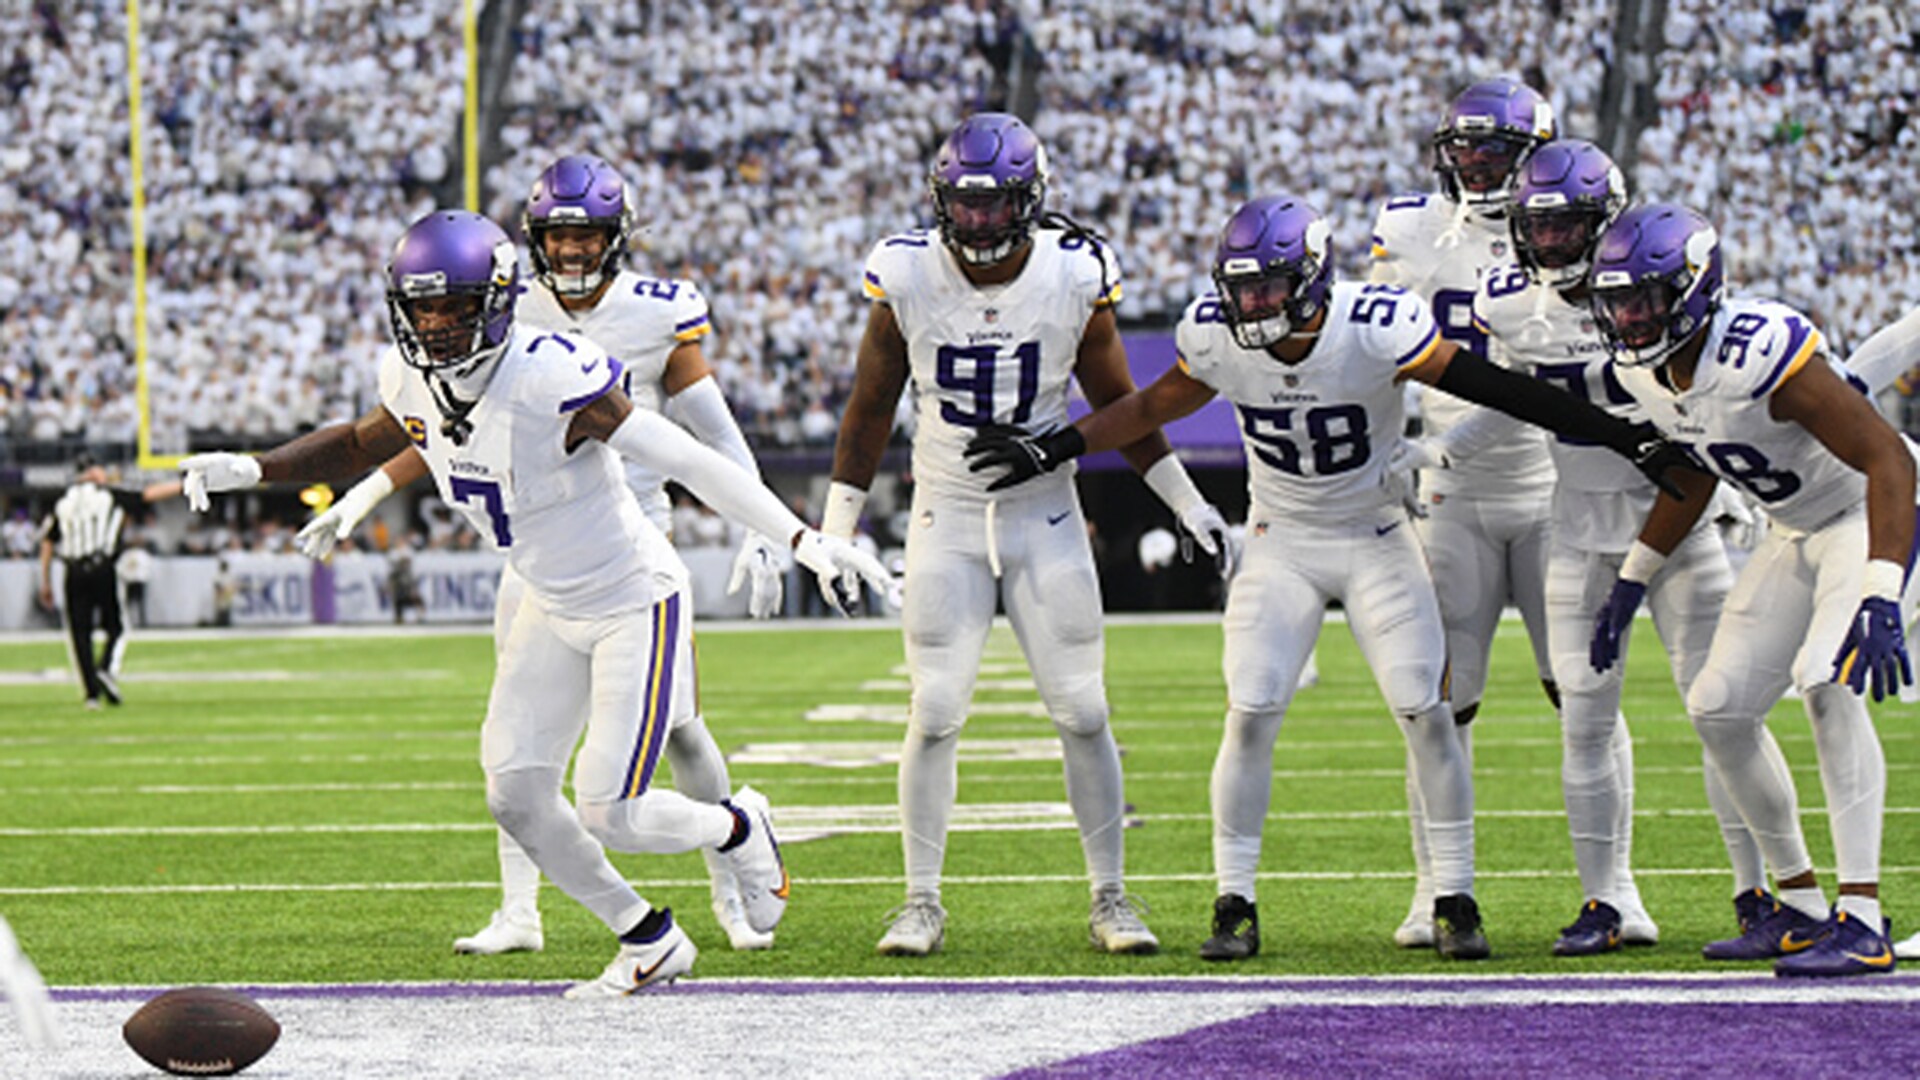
[
  {"x1": 1612, "y1": 298, "x2": 1864, "y2": 532},
  {"x1": 863, "y1": 228, "x2": 1122, "y2": 502},
  {"x1": 377, "y1": 324, "x2": 686, "y2": 617},
  {"x1": 1176, "y1": 281, "x2": 1444, "y2": 521},
  {"x1": 518, "y1": 270, "x2": 712, "y2": 531}
]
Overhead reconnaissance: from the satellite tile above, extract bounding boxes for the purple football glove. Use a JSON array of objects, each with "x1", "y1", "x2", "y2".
[
  {"x1": 1590, "y1": 578, "x2": 1647, "y2": 673},
  {"x1": 1832, "y1": 596, "x2": 1912, "y2": 702}
]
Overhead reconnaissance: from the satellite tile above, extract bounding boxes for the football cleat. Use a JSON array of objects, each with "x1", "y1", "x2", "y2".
[
  {"x1": 1615, "y1": 882, "x2": 1658, "y2": 945},
  {"x1": 453, "y1": 909, "x2": 543, "y2": 955},
  {"x1": 563, "y1": 913, "x2": 696, "y2": 998},
  {"x1": 1433, "y1": 894, "x2": 1490, "y2": 960},
  {"x1": 720, "y1": 786, "x2": 788, "y2": 933},
  {"x1": 97, "y1": 671, "x2": 122, "y2": 706},
  {"x1": 876, "y1": 897, "x2": 946, "y2": 956},
  {"x1": 712, "y1": 894, "x2": 774, "y2": 952},
  {"x1": 1732, "y1": 887, "x2": 1777, "y2": 935},
  {"x1": 1775, "y1": 910, "x2": 1897, "y2": 977},
  {"x1": 1199, "y1": 894, "x2": 1260, "y2": 961},
  {"x1": 1893, "y1": 928, "x2": 1920, "y2": 960},
  {"x1": 1394, "y1": 887, "x2": 1436, "y2": 948},
  {"x1": 1553, "y1": 900, "x2": 1623, "y2": 957},
  {"x1": 1702, "y1": 897, "x2": 1824, "y2": 960},
  {"x1": 1089, "y1": 887, "x2": 1159, "y2": 955}
]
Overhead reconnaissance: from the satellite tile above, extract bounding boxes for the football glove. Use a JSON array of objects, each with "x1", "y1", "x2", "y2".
[
  {"x1": 1177, "y1": 501, "x2": 1240, "y2": 580},
  {"x1": 296, "y1": 508, "x2": 351, "y2": 562},
  {"x1": 1589, "y1": 578, "x2": 1647, "y2": 673},
  {"x1": 964, "y1": 423, "x2": 1087, "y2": 492},
  {"x1": 179, "y1": 452, "x2": 262, "y2": 512},
  {"x1": 792, "y1": 529, "x2": 893, "y2": 616},
  {"x1": 727, "y1": 533, "x2": 786, "y2": 620},
  {"x1": 1833, "y1": 596, "x2": 1912, "y2": 702},
  {"x1": 1618, "y1": 425, "x2": 1691, "y2": 500}
]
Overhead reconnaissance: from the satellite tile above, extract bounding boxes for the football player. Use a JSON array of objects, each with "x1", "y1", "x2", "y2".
[
  {"x1": 827, "y1": 112, "x2": 1235, "y2": 958},
  {"x1": 303, "y1": 155, "x2": 783, "y2": 954},
  {"x1": 1395, "y1": 141, "x2": 1763, "y2": 953},
  {"x1": 1587, "y1": 204, "x2": 1914, "y2": 976},
  {"x1": 966, "y1": 194, "x2": 1692, "y2": 962},
  {"x1": 181, "y1": 211, "x2": 892, "y2": 996},
  {"x1": 1368, "y1": 78, "x2": 1564, "y2": 948}
]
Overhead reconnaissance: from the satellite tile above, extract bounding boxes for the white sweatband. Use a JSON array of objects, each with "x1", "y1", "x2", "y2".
[
  {"x1": 1618, "y1": 540, "x2": 1668, "y2": 585},
  {"x1": 821, "y1": 480, "x2": 867, "y2": 539},
  {"x1": 1863, "y1": 558, "x2": 1905, "y2": 602},
  {"x1": 604, "y1": 408, "x2": 805, "y2": 545},
  {"x1": 333, "y1": 469, "x2": 395, "y2": 530},
  {"x1": 1142, "y1": 454, "x2": 1204, "y2": 516},
  {"x1": 666, "y1": 375, "x2": 759, "y2": 478}
]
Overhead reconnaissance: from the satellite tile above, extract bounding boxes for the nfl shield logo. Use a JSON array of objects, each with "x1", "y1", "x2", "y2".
[
  {"x1": 1581, "y1": 318, "x2": 1596, "y2": 334},
  {"x1": 1284, "y1": 374, "x2": 1299, "y2": 388},
  {"x1": 1254, "y1": 522, "x2": 1268, "y2": 537},
  {"x1": 983, "y1": 308, "x2": 999, "y2": 323},
  {"x1": 1491, "y1": 240, "x2": 1508, "y2": 258}
]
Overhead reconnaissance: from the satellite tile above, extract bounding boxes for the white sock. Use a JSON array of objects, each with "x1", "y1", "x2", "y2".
[
  {"x1": 1402, "y1": 704, "x2": 1473, "y2": 897},
  {"x1": 1703, "y1": 751, "x2": 1767, "y2": 894},
  {"x1": 1836, "y1": 894, "x2": 1883, "y2": 929},
  {"x1": 1780, "y1": 886, "x2": 1829, "y2": 920},
  {"x1": 1803, "y1": 684, "x2": 1886, "y2": 887},
  {"x1": 1059, "y1": 725, "x2": 1126, "y2": 892},
  {"x1": 496, "y1": 828, "x2": 541, "y2": 922},
  {"x1": 1211, "y1": 706, "x2": 1286, "y2": 902},
  {"x1": 899, "y1": 728, "x2": 958, "y2": 900}
]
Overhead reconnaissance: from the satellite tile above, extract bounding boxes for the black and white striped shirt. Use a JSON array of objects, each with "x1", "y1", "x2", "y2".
[{"x1": 41, "y1": 482, "x2": 126, "y2": 566}]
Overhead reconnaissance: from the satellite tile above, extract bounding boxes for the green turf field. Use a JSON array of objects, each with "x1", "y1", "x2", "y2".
[{"x1": 1, "y1": 618, "x2": 1914, "y2": 985}]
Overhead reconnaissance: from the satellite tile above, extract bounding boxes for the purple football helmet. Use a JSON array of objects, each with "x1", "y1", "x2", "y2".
[
  {"x1": 1211, "y1": 194, "x2": 1335, "y2": 351},
  {"x1": 929, "y1": 113, "x2": 1050, "y2": 266},
  {"x1": 385, "y1": 210, "x2": 519, "y2": 384},
  {"x1": 1588, "y1": 203, "x2": 1724, "y2": 367},
  {"x1": 524, "y1": 154, "x2": 634, "y2": 297},
  {"x1": 1511, "y1": 139, "x2": 1628, "y2": 287},
  {"x1": 1431, "y1": 78, "x2": 1557, "y2": 210}
]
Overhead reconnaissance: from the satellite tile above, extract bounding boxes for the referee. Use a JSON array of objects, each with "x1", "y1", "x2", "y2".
[{"x1": 37, "y1": 454, "x2": 131, "y2": 708}]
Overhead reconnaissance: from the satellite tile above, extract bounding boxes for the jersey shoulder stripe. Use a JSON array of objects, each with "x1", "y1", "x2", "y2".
[
  {"x1": 1397, "y1": 324, "x2": 1443, "y2": 370},
  {"x1": 558, "y1": 357, "x2": 624, "y2": 413},
  {"x1": 1753, "y1": 317, "x2": 1823, "y2": 399},
  {"x1": 673, "y1": 312, "x2": 711, "y2": 341}
]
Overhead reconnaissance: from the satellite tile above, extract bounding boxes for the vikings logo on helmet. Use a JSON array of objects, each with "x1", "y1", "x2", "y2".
[
  {"x1": 1588, "y1": 203, "x2": 1724, "y2": 368},
  {"x1": 1211, "y1": 194, "x2": 1334, "y2": 353},
  {"x1": 1511, "y1": 139, "x2": 1628, "y2": 289},
  {"x1": 1432, "y1": 78, "x2": 1557, "y2": 211},
  {"x1": 928, "y1": 113, "x2": 1050, "y2": 267}
]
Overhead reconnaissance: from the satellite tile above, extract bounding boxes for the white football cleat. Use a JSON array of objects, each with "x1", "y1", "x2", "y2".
[
  {"x1": 563, "y1": 914, "x2": 696, "y2": 999},
  {"x1": 876, "y1": 897, "x2": 946, "y2": 956},
  {"x1": 453, "y1": 910, "x2": 543, "y2": 955},
  {"x1": 1089, "y1": 887, "x2": 1159, "y2": 954},
  {"x1": 1394, "y1": 888, "x2": 1435, "y2": 948},
  {"x1": 1895, "y1": 929, "x2": 1920, "y2": 961},
  {"x1": 1615, "y1": 887, "x2": 1659, "y2": 946},
  {"x1": 721, "y1": 786, "x2": 788, "y2": 933},
  {"x1": 713, "y1": 894, "x2": 775, "y2": 951}
]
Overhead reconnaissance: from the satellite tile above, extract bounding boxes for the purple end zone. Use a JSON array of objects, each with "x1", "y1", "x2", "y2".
[{"x1": 1005, "y1": 1002, "x2": 1914, "y2": 1080}]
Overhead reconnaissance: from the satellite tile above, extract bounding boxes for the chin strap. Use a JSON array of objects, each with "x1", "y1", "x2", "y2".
[{"x1": 428, "y1": 374, "x2": 478, "y2": 446}]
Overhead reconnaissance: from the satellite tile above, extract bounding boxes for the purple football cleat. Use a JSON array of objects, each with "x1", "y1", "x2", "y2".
[
  {"x1": 1732, "y1": 887, "x2": 1776, "y2": 935},
  {"x1": 1775, "y1": 910, "x2": 1897, "y2": 977},
  {"x1": 1702, "y1": 898, "x2": 1825, "y2": 961},
  {"x1": 1553, "y1": 899, "x2": 1623, "y2": 957}
]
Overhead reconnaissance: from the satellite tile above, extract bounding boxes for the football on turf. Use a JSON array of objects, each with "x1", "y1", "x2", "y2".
[{"x1": 123, "y1": 986, "x2": 280, "y2": 1076}]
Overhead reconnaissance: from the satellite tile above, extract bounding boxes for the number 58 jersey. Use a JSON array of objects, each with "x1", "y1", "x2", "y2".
[
  {"x1": 1611, "y1": 297, "x2": 1864, "y2": 532},
  {"x1": 863, "y1": 228, "x2": 1122, "y2": 502},
  {"x1": 1176, "y1": 281, "x2": 1444, "y2": 521}
]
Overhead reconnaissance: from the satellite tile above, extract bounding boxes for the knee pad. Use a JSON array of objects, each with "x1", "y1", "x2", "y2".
[
  {"x1": 1045, "y1": 673, "x2": 1110, "y2": 737},
  {"x1": 910, "y1": 670, "x2": 973, "y2": 741},
  {"x1": 1685, "y1": 666, "x2": 1736, "y2": 724},
  {"x1": 574, "y1": 798, "x2": 619, "y2": 847},
  {"x1": 486, "y1": 768, "x2": 562, "y2": 837}
]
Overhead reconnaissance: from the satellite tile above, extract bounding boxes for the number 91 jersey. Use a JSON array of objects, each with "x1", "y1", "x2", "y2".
[
  {"x1": 863, "y1": 228, "x2": 1122, "y2": 501},
  {"x1": 1611, "y1": 297, "x2": 1864, "y2": 532},
  {"x1": 1177, "y1": 281, "x2": 1443, "y2": 520}
]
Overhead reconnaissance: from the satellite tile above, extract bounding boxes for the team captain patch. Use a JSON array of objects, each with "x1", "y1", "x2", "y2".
[{"x1": 404, "y1": 415, "x2": 429, "y2": 449}]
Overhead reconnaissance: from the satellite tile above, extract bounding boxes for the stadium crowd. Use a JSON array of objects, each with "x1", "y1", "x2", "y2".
[{"x1": 0, "y1": 1, "x2": 1913, "y2": 461}]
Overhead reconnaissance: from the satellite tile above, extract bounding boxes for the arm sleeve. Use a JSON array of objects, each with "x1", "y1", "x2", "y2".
[
  {"x1": 1433, "y1": 402, "x2": 1528, "y2": 463},
  {"x1": 665, "y1": 375, "x2": 758, "y2": 478},
  {"x1": 1433, "y1": 348, "x2": 1647, "y2": 456},
  {"x1": 603, "y1": 408, "x2": 804, "y2": 544},
  {"x1": 1844, "y1": 305, "x2": 1920, "y2": 395}
]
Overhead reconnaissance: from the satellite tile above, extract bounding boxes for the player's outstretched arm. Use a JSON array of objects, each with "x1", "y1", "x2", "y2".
[
  {"x1": 1408, "y1": 341, "x2": 1698, "y2": 497},
  {"x1": 965, "y1": 365, "x2": 1216, "y2": 492},
  {"x1": 1773, "y1": 356, "x2": 1918, "y2": 700},
  {"x1": 296, "y1": 449, "x2": 428, "y2": 561},
  {"x1": 663, "y1": 348, "x2": 785, "y2": 617},
  {"x1": 181, "y1": 406, "x2": 411, "y2": 512},
  {"x1": 1843, "y1": 304, "x2": 1920, "y2": 396}
]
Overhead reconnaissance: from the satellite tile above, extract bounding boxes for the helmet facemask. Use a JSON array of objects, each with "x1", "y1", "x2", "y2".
[
  {"x1": 528, "y1": 217, "x2": 624, "y2": 297},
  {"x1": 933, "y1": 177, "x2": 1043, "y2": 266},
  {"x1": 1214, "y1": 259, "x2": 1322, "y2": 351},
  {"x1": 1513, "y1": 204, "x2": 1609, "y2": 288},
  {"x1": 1435, "y1": 129, "x2": 1536, "y2": 210}
]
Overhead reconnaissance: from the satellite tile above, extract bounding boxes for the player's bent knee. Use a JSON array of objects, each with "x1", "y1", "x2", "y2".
[
  {"x1": 1045, "y1": 678, "x2": 1110, "y2": 737},
  {"x1": 484, "y1": 768, "x2": 561, "y2": 837}
]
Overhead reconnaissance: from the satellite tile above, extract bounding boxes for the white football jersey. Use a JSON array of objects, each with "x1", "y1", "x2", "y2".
[
  {"x1": 1371, "y1": 194, "x2": 1553, "y2": 497},
  {"x1": 377, "y1": 325, "x2": 686, "y2": 617},
  {"x1": 1474, "y1": 263, "x2": 1653, "y2": 551},
  {"x1": 1613, "y1": 298, "x2": 1864, "y2": 533},
  {"x1": 863, "y1": 227, "x2": 1122, "y2": 502},
  {"x1": 517, "y1": 271, "x2": 712, "y2": 529},
  {"x1": 1176, "y1": 280, "x2": 1443, "y2": 520}
]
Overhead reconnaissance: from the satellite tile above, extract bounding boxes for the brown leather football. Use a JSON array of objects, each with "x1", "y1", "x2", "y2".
[{"x1": 123, "y1": 986, "x2": 280, "y2": 1076}]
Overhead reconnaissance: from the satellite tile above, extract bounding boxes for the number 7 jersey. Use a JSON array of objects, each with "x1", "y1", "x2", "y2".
[
  {"x1": 1176, "y1": 281, "x2": 1444, "y2": 520},
  {"x1": 1611, "y1": 297, "x2": 1864, "y2": 532},
  {"x1": 863, "y1": 228, "x2": 1122, "y2": 501}
]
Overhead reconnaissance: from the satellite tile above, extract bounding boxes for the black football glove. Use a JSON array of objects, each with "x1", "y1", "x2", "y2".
[{"x1": 964, "y1": 423, "x2": 1087, "y2": 492}]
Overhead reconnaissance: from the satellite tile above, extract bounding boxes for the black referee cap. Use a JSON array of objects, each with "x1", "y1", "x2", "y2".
[{"x1": 73, "y1": 451, "x2": 98, "y2": 474}]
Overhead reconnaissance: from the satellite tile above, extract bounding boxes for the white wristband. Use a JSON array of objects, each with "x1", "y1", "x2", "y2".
[
  {"x1": 1618, "y1": 540, "x2": 1668, "y2": 585},
  {"x1": 1141, "y1": 454, "x2": 1204, "y2": 517},
  {"x1": 821, "y1": 480, "x2": 868, "y2": 539},
  {"x1": 1863, "y1": 558, "x2": 1906, "y2": 602},
  {"x1": 333, "y1": 469, "x2": 396, "y2": 530}
]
